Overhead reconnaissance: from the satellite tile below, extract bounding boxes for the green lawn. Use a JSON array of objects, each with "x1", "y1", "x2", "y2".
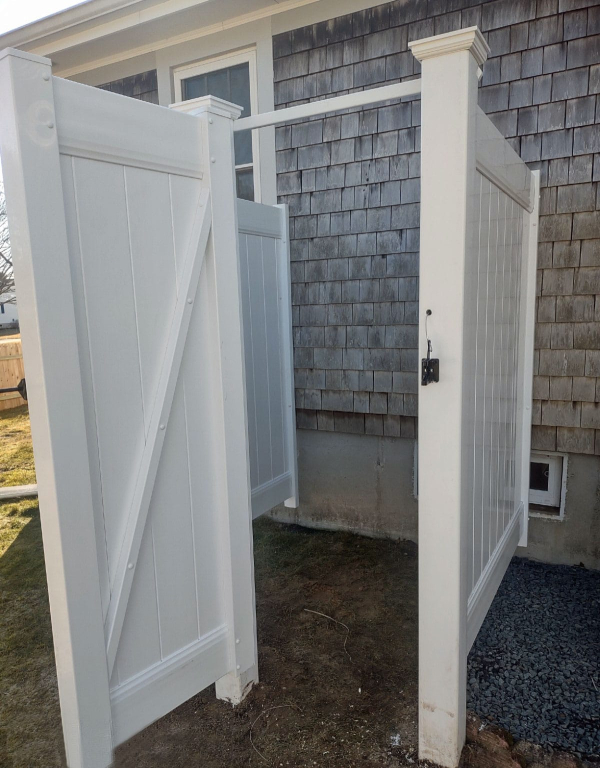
[{"x1": 0, "y1": 406, "x2": 64, "y2": 767}]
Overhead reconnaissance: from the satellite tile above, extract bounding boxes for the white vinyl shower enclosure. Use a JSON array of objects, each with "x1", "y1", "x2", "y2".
[{"x1": 0, "y1": 25, "x2": 538, "y2": 768}]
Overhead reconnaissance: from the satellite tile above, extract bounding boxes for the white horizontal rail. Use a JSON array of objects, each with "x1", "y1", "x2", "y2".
[
  {"x1": 234, "y1": 79, "x2": 422, "y2": 132},
  {"x1": 475, "y1": 107, "x2": 533, "y2": 212}
]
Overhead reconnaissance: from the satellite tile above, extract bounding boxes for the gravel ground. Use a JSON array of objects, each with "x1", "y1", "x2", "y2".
[{"x1": 467, "y1": 557, "x2": 600, "y2": 759}]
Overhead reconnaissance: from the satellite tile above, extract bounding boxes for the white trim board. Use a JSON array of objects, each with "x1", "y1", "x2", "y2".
[
  {"x1": 4, "y1": 0, "x2": 392, "y2": 80},
  {"x1": 5, "y1": 0, "x2": 321, "y2": 78},
  {"x1": 173, "y1": 48, "x2": 262, "y2": 202}
]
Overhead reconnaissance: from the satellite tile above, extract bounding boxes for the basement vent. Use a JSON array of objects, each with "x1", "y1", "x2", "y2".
[{"x1": 529, "y1": 452, "x2": 566, "y2": 519}]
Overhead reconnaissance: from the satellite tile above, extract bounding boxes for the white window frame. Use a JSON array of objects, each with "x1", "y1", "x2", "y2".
[
  {"x1": 529, "y1": 451, "x2": 567, "y2": 520},
  {"x1": 173, "y1": 48, "x2": 261, "y2": 202}
]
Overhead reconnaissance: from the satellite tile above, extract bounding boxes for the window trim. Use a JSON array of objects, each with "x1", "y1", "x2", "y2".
[{"x1": 173, "y1": 48, "x2": 261, "y2": 202}]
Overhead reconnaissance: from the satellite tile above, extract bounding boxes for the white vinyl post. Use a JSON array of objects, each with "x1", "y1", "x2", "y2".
[
  {"x1": 409, "y1": 28, "x2": 490, "y2": 768},
  {"x1": 275, "y1": 204, "x2": 299, "y2": 509},
  {"x1": 517, "y1": 170, "x2": 540, "y2": 547},
  {"x1": 170, "y1": 95, "x2": 259, "y2": 703},
  {"x1": 0, "y1": 49, "x2": 113, "y2": 767}
]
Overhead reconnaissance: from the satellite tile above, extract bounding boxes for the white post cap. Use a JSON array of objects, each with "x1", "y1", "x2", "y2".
[
  {"x1": 169, "y1": 94, "x2": 242, "y2": 119},
  {"x1": 409, "y1": 26, "x2": 490, "y2": 67}
]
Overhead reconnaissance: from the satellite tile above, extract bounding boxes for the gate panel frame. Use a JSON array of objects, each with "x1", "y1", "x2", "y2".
[
  {"x1": 0, "y1": 48, "x2": 113, "y2": 768},
  {"x1": 0, "y1": 55, "x2": 261, "y2": 765},
  {"x1": 236, "y1": 198, "x2": 299, "y2": 518}
]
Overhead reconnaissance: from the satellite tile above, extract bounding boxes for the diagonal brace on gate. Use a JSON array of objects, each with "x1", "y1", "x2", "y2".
[{"x1": 105, "y1": 188, "x2": 212, "y2": 674}]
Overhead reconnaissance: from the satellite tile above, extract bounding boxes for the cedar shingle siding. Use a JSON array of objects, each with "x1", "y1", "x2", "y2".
[
  {"x1": 273, "y1": 0, "x2": 600, "y2": 452},
  {"x1": 98, "y1": 70, "x2": 159, "y2": 104}
]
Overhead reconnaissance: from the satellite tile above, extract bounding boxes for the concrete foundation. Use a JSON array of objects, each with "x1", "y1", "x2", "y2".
[
  {"x1": 521, "y1": 453, "x2": 600, "y2": 571},
  {"x1": 271, "y1": 429, "x2": 600, "y2": 571},
  {"x1": 271, "y1": 429, "x2": 418, "y2": 542}
]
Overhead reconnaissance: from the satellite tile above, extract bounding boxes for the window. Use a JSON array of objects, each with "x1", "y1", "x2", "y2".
[
  {"x1": 529, "y1": 452, "x2": 566, "y2": 518},
  {"x1": 174, "y1": 50, "x2": 259, "y2": 201}
]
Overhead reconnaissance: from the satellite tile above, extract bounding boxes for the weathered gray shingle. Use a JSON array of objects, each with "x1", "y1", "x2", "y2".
[{"x1": 274, "y1": 0, "x2": 600, "y2": 438}]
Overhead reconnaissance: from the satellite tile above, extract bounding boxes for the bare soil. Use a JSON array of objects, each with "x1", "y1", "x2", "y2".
[
  {"x1": 117, "y1": 519, "x2": 422, "y2": 768},
  {"x1": 0, "y1": 409, "x2": 591, "y2": 768}
]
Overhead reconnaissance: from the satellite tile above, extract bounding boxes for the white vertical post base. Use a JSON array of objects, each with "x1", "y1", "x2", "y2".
[
  {"x1": 284, "y1": 496, "x2": 299, "y2": 509},
  {"x1": 216, "y1": 664, "x2": 259, "y2": 705}
]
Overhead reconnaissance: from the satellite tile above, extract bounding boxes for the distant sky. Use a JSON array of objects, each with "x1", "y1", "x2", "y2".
[{"x1": 0, "y1": 0, "x2": 89, "y2": 36}]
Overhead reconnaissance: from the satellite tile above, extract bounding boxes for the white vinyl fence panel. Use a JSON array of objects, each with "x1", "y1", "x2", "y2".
[
  {"x1": 237, "y1": 200, "x2": 298, "y2": 518},
  {"x1": 0, "y1": 49, "x2": 261, "y2": 768},
  {"x1": 413, "y1": 28, "x2": 539, "y2": 768},
  {"x1": 464, "y1": 107, "x2": 539, "y2": 646}
]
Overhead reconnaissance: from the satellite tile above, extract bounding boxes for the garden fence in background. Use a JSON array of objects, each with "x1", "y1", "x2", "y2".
[{"x1": 0, "y1": 338, "x2": 25, "y2": 411}]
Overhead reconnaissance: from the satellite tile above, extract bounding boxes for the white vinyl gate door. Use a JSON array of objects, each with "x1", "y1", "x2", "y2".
[
  {"x1": 0, "y1": 48, "x2": 295, "y2": 768},
  {"x1": 237, "y1": 199, "x2": 299, "y2": 518},
  {"x1": 411, "y1": 29, "x2": 539, "y2": 768}
]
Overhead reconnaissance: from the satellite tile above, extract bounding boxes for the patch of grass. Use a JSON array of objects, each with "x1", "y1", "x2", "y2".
[
  {"x1": 0, "y1": 406, "x2": 36, "y2": 488},
  {"x1": 0, "y1": 409, "x2": 63, "y2": 767}
]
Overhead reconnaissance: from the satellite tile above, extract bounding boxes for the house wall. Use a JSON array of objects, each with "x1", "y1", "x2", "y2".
[
  {"x1": 269, "y1": 0, "x2": 600, "y2": 568},
  {"x1": 76, "y1": 0, "x2": 600, "y2": 567},
  {"x1": 97, "y1": 69, "x2": 159, "y2": 103},
  {"x1": 273, "y1": 1, "x2": 600, "y2": 453}
]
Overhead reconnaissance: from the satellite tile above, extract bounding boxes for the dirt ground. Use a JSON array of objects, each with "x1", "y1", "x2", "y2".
[
  {"x1": 116, "y1": 519, "x2": 422, "y2": 768},
  {"x1": 0, "y1": 406, "x2": 592, "y2": 768}
]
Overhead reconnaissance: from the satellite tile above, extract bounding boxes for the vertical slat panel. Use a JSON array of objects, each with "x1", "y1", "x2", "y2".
[
  {"x1": 170, "y1": 175, "x2": 226, "y2": 639},
  {"x1": 124, "y1": 167, "x2": 177, "y2": 430},
  {"x1": 113, "y1": 523, "x2": 161, "y2": 684},
  {"x1": 61, "y1": 155, "x2": 111, "y2": 618},
  {"x1": 490, "y1": 186, "x2": 501, "y2": 556},
  {"x1": 123, "y1": 167, "x2": 198, "y2": 662},
  {"x1": 498, "y1": 195, "x2": 509, "y2": 536},
  {"x1": 465, "y1": 172, "x2": 480, "y2": 596},
  {"x1": 147, "y1": 381, "x2": 198, "y2": 659},
  {"x1": 239, "y1": 233, "x2": 260, "y2": 490},
  {"x1": 71, "y1": 157, "x2": 146, "y2": 582},
  {"x1": 481, "y1": 180, "x2": 495, "y2": 576},
  {"x1": 263, "y1": 236, "x2": 286, "y2": 480},
  {"x1": 502, "y1": 199, "x2": 515, "y2": 530},
  {"x1": 473, "y1": 175, "x2": 489, "y2": 588},
  {"x1": 468, "y1": 174, "x2": 528, "y2": 593},
  {"x1": 236, "y1": 200, "x2": 297, "y2": 516},
  {"x1": 246, "y1": 234, "x2": 272, "y2": 487},
  {"x1": 492, "y1": 192, "x2": 505, "y2": 552},
  {"x1": 182, "y1": 258, "x2": 228, "y2": 638},
  {"x1": 277, "y1": 204, "x2": 300, "y2": 509}
]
